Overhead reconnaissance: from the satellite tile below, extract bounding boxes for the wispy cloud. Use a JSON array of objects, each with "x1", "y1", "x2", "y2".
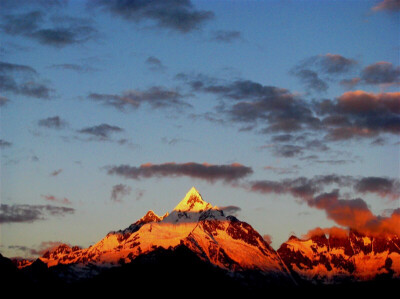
[
  {"x1": 111, "y1": 184, "x2": 132, "y2": 202},
  {"x1": 88, "y1": 86, "x2": 190, "y2": 112},
  {"x1": 41, "y1": 194, "x2": 72, "y2": 205},
  {"x1": 0, "y1": 204, "x2": 75, "y2": 223},
  {"x1": 0, "y1": 61, "x2": 53, "y2": 99},
  {"x1": 38, "y1": 116, "x2": 68, "y2": 129}
]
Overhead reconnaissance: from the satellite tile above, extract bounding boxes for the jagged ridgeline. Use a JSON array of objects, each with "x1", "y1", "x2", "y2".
[{"x1": 5, "y1": 187, "x2": 400, "y2": 295}]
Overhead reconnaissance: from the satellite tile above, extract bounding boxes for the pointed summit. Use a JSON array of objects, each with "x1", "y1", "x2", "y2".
[
  {"x1": 139, "y1": 210, "x2": 161, "y2": 224},
  {"x1": 173, "y1": 187, "x2": 212, "y2": 213}
]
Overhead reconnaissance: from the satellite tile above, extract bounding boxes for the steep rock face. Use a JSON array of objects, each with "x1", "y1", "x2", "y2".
[
  {"x1": 184, "y1": 215, "x2": 290, "y2": 276},
  {"x1": 278, "y1": 231, "x2": 400, "y2": 283},
  {"x1": 35, "y1": 187, "x2": 291, "y2": 280}
]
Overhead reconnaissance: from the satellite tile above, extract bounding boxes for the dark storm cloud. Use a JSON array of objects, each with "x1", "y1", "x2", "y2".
[
  {"x1": 106, "y1": 162, "x2": 253, "y2": 183},
  {"x1": 372, "y1": 0, "x2": 400, "y2": 12},
  {"x1": 77, "y1": 124, "x2": 124, "y2": 139},
  {"x1": 38, "y1": 116, "x2": 68, "y2": 129},
  {"x1": 111, "y1": 184, "x2": 132, "y2": 202},
  {"x1": 291, "y1": 69, "x2": 328, "y2": 93},
  {"x1": 87, "y1": 86, "x2": 190, "y2": 111},
  {"x1": 0, "y1": 9, "x2": 97, "y2": 48},
  {"x1": 210, "y1": 30, "x2": 241, "y2": 43},
  {"x1": 360, "y1": 62, "x2": 400, "y2": 85},
  {"x1": 0, "y1": 204, "x2": 75, "y2": 223},
  {"x1": 145, "y1": 56, "x2": 166, "y2": 71},
  {"x1": 0, "y1": 139, "x2": 12, "y2": 148},
  {"x1": 316, "y1": 90, "x2": 400, "y2": 140},
  {"x1": 93, "y1": 0, "x2": 214, "y2": 33},
  {"x1": 0, "y1": 61, "x2": 53, "y2": 99}
]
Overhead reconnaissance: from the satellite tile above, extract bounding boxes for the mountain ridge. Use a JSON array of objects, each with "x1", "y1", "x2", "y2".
[{"x1": 7, "y1": 187, "x2": 400, "y2": 287}]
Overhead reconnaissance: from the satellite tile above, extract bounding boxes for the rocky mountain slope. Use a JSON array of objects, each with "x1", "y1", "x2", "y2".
[
  {"x1": 26, "y1": 187, "x2": 292, "y2": 282},
  {"x1": 9, "y1": 187, "x2": 400, "y2": 288},
  {"x1": 278, "y1": 230, "x2": 400, "y2": 283}
]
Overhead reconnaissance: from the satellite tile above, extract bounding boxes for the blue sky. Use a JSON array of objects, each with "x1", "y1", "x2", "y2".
[{"x1": 1, "y1": 0, "x2": 399, "y2": 258}]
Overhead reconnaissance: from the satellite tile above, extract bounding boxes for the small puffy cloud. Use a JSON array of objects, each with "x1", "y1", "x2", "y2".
[
  {"x1": 272, "y1": 144, "x2": 304, "y2": 158},
  {"x1": 292, "y1": 69, "x2": 328, "y2": 93},
  {"x1": 0, "y1": 139, "x2": 12, "y2": 148},
  {"x1": 360, "y1": 61, "x2": 400, "y2": 85},
  {"x1": 106, "y1": 162, "x2": 253, "y2": 183},
  {"x1": 303, "y1": 226, "x2": 349, "y2": 239},
  {"x1": 220, "y1": 205, "x2": 241, "y2": 216},
  {"x1": 0, "y1": 95, "x2": 10, "y2": 106},
  {"x1": 290, "y1": 53, "x2": 357, "y2": 92},
  {"x1": 49, "y1": 169, "x2": 63, "y2": 176},
  {"x1": 38, "y1": 116, "x2": 68, "y2": 129},
  {"x1": 210, "y1": 30, "x2": 241, "y2": 43},
  {"x1": 77, "y1": 123, "x2": 124, "y2": 139},
  {"x1": 317, "y1": 54, "x2": 357, "y2": 74},
  {"x1": 297, "y1": 54, "x2": 357, "y2": 75},
  {"x1": 111, "y1": 184, "x2": 132, "y2": 202},
  {"x1": 263, "y1": 234, "x2": 273, "y2": 245},
  {"x1": 145, "y1": 56, "x2": 166, "y2": 71}
]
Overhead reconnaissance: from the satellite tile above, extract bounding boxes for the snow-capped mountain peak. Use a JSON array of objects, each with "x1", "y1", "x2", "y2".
[
  {"x1": 138, "y1": 210, "x2": 161, "y2": 224},
  {"x1": 172, "y1": 186, "x2": 211, "y2": 213}
]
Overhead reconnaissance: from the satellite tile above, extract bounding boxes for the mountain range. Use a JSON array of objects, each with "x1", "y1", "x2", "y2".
[{"x1": 2, "y1": 187, "x2": 399, "y2": 295}]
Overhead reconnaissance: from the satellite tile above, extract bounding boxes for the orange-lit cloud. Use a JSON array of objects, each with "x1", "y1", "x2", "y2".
[
  {"x1": 248, "y1": 175, "x2": 400, "y2": 236},
  {"x1": 372, "y1": 0, "x2": 400, "y2": 11}
]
